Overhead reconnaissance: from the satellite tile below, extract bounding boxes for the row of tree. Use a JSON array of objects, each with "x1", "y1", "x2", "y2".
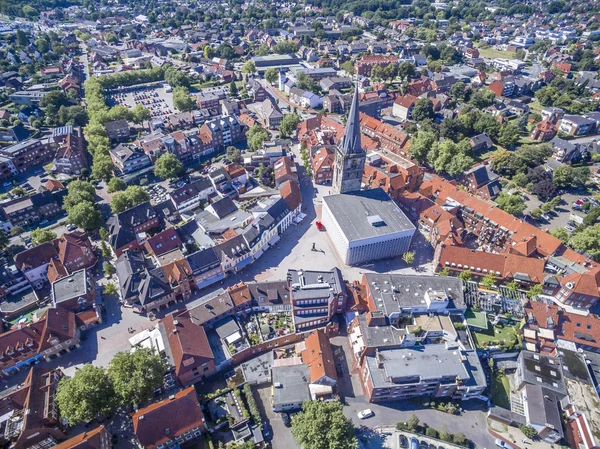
[{"x1": 57, "y1": 349, "x2": 166, "y2": 425}]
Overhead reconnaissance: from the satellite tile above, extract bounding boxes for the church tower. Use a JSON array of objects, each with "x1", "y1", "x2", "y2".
[{"x1": 332, "y1": 84, "x2": 365, "y2": 194}]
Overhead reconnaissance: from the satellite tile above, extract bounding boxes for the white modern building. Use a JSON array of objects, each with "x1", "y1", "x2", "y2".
[{"x1": 322, "y1": 187, "x2": 416, "y2": 265}]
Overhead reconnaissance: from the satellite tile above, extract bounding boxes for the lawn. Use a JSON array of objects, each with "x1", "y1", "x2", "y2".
[
  {"x1": 464, "y1": 309, "x2": 488, "y2": 330},
  {"x1": 474, "y1": 43, "x2": 515, "y2": 60},
  {"x1": 490, "y1": 371, "x2": 511, "y2": 409},
  {"x1": 471, "y1": 322, "x2": 519, "y2": 349}
]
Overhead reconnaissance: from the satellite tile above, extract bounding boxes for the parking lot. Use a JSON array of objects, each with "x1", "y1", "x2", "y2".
[
  {"x1": 106, "y1": 85, "x2": 175, "y2": 118},
  {"x1": 524, "y1": 188, "x2": 598, "y2": 235}
]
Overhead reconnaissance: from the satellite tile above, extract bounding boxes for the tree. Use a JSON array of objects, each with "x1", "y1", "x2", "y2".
[
  {"x1": 259, "y1": 165, "x2": 275, "y2": 187},
  {"x1": 154, "y1": 153, "x2": 183, "y2": 180},
  {"x1": 131, "y1": 104, "x2": 151, "y2": 124},
  {"x1": 572, "y1": 167, "x2": 590, "y2": 187},
  {"x1": 439, "y1": 267, "x2": 450, "y2": 276},
  {"x1": 495, "y1": 192, "x2": 526, "y2": 216},
  {"x1": 402, "y1": 251, "x2": 415, "y2": 265},
  {"x1": 11, "y1": 187, "x2": 26, "y2": 197},
  {"x1": 570, "y1": 225, "x2": 600, "y2": 260},
  {"x1": 104, "y1": 261, "x2": 116, "y2": 276},
  {"x1": 68, "y1": 202, "x2": 102, "y2": 229},
  {"x1": 340, "y1": 61, "x2": 355, "y2": 76},
  {"x1": 408, "y1": 131, "x2": 437, "y2": 163},
  {"x1": 531, "y1": 179, "x2": 557, "y2": 201},
  {"x1": 173, "y1": 87, "x2": 196, "y2": 112},
  {"x1": 583, "y1": 207, "x2": 600, "y2": 228},
  {"x1": 438, "y1": 430, "x2": 452, "y2": 442},
  {"x1": 296, "y1": 73, "x2": 318, "y2": 94},
  {"x1": 490, "y1": 151, "x2": 526, "y2": 178},
  {"x1": 453, "y1": 433, "x2": 468, "y2": 447},
  {"x1": 242, "y1": 60, "x2": 256, "y2": 75},
  {"x1": 412, "y1": 99, "x2": 434, "y2": 122},
  {"x1": 63, "y1": 181, "x2": 95, "y2": 211},
  {"x1": 553, "y1": 165, "x2": 574, "y2": 188},
  {"x1": 16, "y1": 29, "x2": 28, "y2": 47},
  {"x1": 203, "y1": 45, "x2": 212, "y2": 59},
  {"x1": 425, "y1": 428, "x2": 439, "y2": 439},
  {"x1": 550, "y1": 227, "x2": 569, "y2": 242},
  {"x1": 469, "y1": 89, "x2": 496, "y2": 109},
  {"x1": 506, "y1": 280, "x2": 519, "y2": 291},
  {"x1": 56, "y1": 365, "x2": 115, "y2": 425},
  {"x1": 226, "y1": 146, "x2": 242, "y2": 163},
  {"x1": 291, "y1": 401, "x2": 357, "y2": 449},
  {"x1": 496, "y1": 123, "x2": 520, "y2": 148},
  {"x1": 279, "y1": 113, "x2": 300, "y2": 139},
  {"x1": 107, "y1": 177, "x2": 127, "y2": 193},
  {"x1": 30, "y1": 228, "x2": 57, "y2": 245},
  {"x1": 273, "y1": 40, "x2": 298, "y2": 55},
  {"x1": 450, "y1": 81, "x2": 466, "y2": 100},
  {"x1": 107, "y1": 349, "x2": 167, "y2": 408},
  {"x1": 229, "y1": 81, "x2": 238, "y2": 98},
  {"x1": 101, "y1": 241, "x2": 112, "y2": 258},
  {"x1": 458, "y1": 269, "x2": 472, "y2": 282},
  {"x1": 246, "y1": 125, "x2": 269, "y2": 151},
  {"x1": 264, "y1": 68, "x2": 278, "y2": 85},
  {"x1": 10, "y1": 226, "x2": 25, "y2": 237},
  {"x1": 103, "y1": 283, "x2": 118, "y2": 295},
  {"x1": 519, "y1": 425, "x2": 538, "y2": 440},
  {"x1": 526, "y1": 284, "x2": 543, "y2": 299},
  {"x1": 398, "y1": 61, "x2": 416, "y2": 80},
  {"x1": 92, "y1": 155, "x2": 114, "y2": 181},
  {"x1": 35, "y1": 38, "x2": 49, "y2": 54},
  {"x1": 407, "y1": 414, "x2": 420, "y2": 431},
  {"x1": 481, "y1": 273, "x2": 496, "y2": 289},
  {"x1": 110, "y1": 186, "x2": 150, "y2": 214}
]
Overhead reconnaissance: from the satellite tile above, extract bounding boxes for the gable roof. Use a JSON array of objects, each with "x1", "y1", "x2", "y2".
[
  {"x1": 301, "y1": 329, "x2": 337, "y2": 384},
  {"x1": 132, "y1": 387, "x2": 204, "y2": 449}
]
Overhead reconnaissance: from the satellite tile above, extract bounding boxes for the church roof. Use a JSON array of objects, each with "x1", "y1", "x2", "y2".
[{"x1": 340, "y1": 84, "x2": 363, "y2": 156}]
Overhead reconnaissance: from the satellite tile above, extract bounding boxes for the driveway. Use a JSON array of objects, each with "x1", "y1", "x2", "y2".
[
  {"x1": 256, "y1": 385, "x2": 300, "y2": 449},
  {"x1": 332, "y1": 331, "x2": 495, "y2": 449}
]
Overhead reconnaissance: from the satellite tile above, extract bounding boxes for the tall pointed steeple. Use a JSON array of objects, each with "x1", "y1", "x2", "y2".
[
  {"x1": 332, "y1": 82, "x2": 366, "y2": 194},
  {"x1": 340, "y1": 84, "x2": 363, "y2": 156}
]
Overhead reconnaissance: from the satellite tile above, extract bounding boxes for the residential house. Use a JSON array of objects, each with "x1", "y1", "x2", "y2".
[
  {"x1": 104, "y1": 119, "x2": 130, "y2": 141},
  {"x1": 107, "y1": 202, "x2": 161, "y2": 256},
  {"x1": 132, "y1": 386, "x2": 206, "y2": 449},
  {"x1": 53, "y1": 426, "x2": 111, "y2": 449},
  {"x1": 110, "y1": 143, "x2": 152, "y2": 174},
  {"x1": 169, "y1": 177, "x2": 215, "y2": 212},
  {"x1": 0, "y1": 367, "x2": 66, "y2": 447},
  {"x1": 52, "y1": 127, "x2": 88, "y2": 176},
  {"x1": 559, "y1": 115, "x2": 596, "y2": 136},
  {"x1": 273, "y1": 156, "x2": 297, "y2": 187},
  {"x1": 311, "y1": 146, "x2": 334, "y2": 185},
  {"x1": 0, "y1": 191, "x2": 62, "y2": 228},
  {"x1": 0, "y1": 308, "x2": 80, "y2": 376},
  {"x1": 392, "y1": 95, "x2": 418, "y2": 121},
  {"x1": 459, "y1": 165, "x2": 502, "y2": 200},
  {"x1": 470, "y1": 133, "x2": 494, "y2": 153},
  {"x1": 160, "y1": 314, "x2": 217, "y2": 385}
]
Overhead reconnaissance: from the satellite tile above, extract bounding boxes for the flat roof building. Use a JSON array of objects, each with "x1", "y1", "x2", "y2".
[
  {"x1": 362, "y1": 343, "x2": 486, "y2": 402},
  {"x1": 322, "y1": 188, "x2": 415, "y2": 265}
]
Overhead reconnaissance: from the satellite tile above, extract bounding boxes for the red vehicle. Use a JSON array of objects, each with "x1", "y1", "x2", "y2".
[{"x1": 316, "y1": 221, "x2": 324, "y2": 231}]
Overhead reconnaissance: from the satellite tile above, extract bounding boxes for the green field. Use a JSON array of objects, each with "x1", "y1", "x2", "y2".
[
  {"x1": 472, "y1": 322, "x2": 519, "y2": 349},
  {"x1": 464, "y1": 309, "x2": 488, "y2": 329},
  {"x1": 490, "y1": 371, "x2": 511, "y2": 409},
  {"x1": 475, "y1": 44, "x2": 515, "y2": 60}
]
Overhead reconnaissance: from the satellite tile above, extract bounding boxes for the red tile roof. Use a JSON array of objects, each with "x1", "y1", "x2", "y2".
[
  {"x1": 132, "y1": 387, "x2": 204, "y2": 449},
  {"x1": 162, "y1": 314, "x2": 214, "y2": 378},
  {"x1": 438, "y1": 245, "x2": 546, "y2": 283},
  {"x1": 301, "y1": 329, "x2": 337, "y2": 384}
]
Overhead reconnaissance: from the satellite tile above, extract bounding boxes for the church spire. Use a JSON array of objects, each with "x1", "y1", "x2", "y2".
[{"x1": 340, "y1": 83, "x2": 362, "y2": 156}]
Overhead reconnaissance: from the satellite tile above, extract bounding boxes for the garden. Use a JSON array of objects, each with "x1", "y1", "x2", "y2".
[
  {"x1": 471, "y1": 320, "x2": 521, "y2": 350},
  {"x1": 243, "y1": 311, "x2": 294, "y2": 344}
]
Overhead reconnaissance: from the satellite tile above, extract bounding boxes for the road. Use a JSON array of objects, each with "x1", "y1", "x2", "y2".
[{"x1": 80, "y1": 42, "x2": 90, "y2": 81}]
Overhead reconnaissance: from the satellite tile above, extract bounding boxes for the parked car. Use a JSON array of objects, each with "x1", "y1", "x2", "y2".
[
  {"x1": 495, "y1": 440, "x2": 514, "y2": 449},
  {"x1": 357, "y1": 409, "x2": 374, "y2": 419},
  {"x1": 67, "y1": 224, "x2": 77, "y2": 232}
]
